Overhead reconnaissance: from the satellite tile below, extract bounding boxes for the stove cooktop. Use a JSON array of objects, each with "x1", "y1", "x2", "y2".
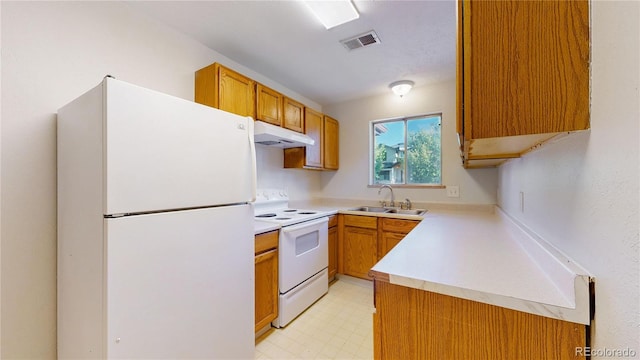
[
  {"x1": 254, "y1": 208, "x2": 327, "y2": 226},
  {"x1": 253, "y1": 189, "x2": 330, "y2": 226}
]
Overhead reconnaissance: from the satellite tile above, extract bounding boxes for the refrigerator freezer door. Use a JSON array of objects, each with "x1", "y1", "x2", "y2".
[
  {"x1": 104, "y1": 78, "x2": 255, "y2": 215},
  {"x1": 104, "y1": 205, "x2": 254, "y2": 359}
]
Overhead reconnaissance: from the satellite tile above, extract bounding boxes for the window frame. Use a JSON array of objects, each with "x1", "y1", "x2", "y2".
[{"x1": 368, "y1": 113, "x2": 444, "y2": 188}]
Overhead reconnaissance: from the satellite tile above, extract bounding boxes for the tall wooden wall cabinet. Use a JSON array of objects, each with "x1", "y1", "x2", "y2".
[{"x1": 457, "y1": 0, "x2": 590, "y2": 168}]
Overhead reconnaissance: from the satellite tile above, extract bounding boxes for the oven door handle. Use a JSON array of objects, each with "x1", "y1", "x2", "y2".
[{"x1": 279, "y1": 216, "x2": 328, "y2": 233}]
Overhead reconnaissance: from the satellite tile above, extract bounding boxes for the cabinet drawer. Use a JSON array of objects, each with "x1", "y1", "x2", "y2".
[
  {"x1": 380, "y1": 218, "x2": 419, "y2": 233},
  {"x1": 255, "y1": 230, "x2": 279, "y2": 255},
  {"x1": 343, "y1": 215, "x2": 377, "y2": 229},
  {"x1": 328, "y1": 215, "x2": 338, "y2": 228}
]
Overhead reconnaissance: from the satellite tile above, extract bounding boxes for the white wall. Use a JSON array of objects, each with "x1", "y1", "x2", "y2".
[
  {"x1": 498, "y1": 1, "x2": 639, "y2": 353},
  {"x1": 0, "y1": 2, "x2": 317, "y2": 357},
  {"x1": 256, "y1": 145, "x2": 321, "y2": 200},
  {"x1": 322, "y1": 80, "x2": 498, "y2": 205}
]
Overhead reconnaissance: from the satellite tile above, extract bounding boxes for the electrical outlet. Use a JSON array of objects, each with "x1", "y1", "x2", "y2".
[{"x1": 446, "y1": 185, "x2": 460, "y2": 198}]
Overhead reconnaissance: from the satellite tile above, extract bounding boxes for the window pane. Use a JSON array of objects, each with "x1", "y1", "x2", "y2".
[
  {"x1": 371, "y1": 113, "x2": 442, "y2": 186},
  {"x1": 373, "y1": 121, "x2": 404, "y2": 184},
  {"x1": 406, "y1": 116, "x2": 441, "y2": 184}
]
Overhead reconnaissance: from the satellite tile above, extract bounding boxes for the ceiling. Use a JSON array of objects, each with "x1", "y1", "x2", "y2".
[{"x1": 125, "y1": 1, "x2": 457, "y2": 107}]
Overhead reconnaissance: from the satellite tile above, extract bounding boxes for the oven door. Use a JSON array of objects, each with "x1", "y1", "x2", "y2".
[{"x1": 278, "y1": 216, "x2": 328, "y2": 293}]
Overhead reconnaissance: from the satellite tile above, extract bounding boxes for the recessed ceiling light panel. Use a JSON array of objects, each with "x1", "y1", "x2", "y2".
[{"x1": 303, "y1": 0, "x2": 359, "y2": 30}]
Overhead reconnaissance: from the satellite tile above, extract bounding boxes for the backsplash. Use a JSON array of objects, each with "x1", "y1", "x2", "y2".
[{"x1": 255, "y1": 145, "x2": 321, "y2": 200}]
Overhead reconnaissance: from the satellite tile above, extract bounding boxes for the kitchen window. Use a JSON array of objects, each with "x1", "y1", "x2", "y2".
[{"x1": 370, "y1": 114, "x2": 442, "y2": 186}]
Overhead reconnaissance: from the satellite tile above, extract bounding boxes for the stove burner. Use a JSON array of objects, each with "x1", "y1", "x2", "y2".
[
  {"x1": 298, "y1": 211, "x2": 317, "y2": 215},
  {"x1": 256, "y1": 213, "x2": 277, "y2": 218},
  {"x1": 283, "y1": 209, "x2": 297, "y2": 213},
  {"x1": 275, "y1": 217, "x2": 292, "y2": 220}
]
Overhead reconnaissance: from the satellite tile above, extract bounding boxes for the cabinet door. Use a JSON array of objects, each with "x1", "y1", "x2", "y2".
[
  {"x1": 218, "y1": 65, "x2": 256, "y2": 118},
  {"x1": 195, "y1": 63, "x2": 256, "y2": 118},
  {"x1": 304, "y1": 108, "x2": 324, "y2": 168},
  {"x1": 328, "y1": 224, "x2": 338, "y2": 281},
  {"x1": 457, "y1": 0, "x2": 590, "y2": 167},
  {"x1": 464, "y1": 0, "x2": 589, "y2": 139},
  {"x1": 378, "y1": 232, "x2": 405, "y2": 260},
  {"x1": 283, "y1": 97, "x2": 304, "y2": 133},
  {"x1": 323, "y1": 116, "x2": 339, "y2": 170},
  {"x1": 255, "y1": 248, "x2": 278, "y2": 332},
  {"x1": 380, "y1": 218, "x2": 419, "y2": 233},
  {"x1": 343, "y1": 226, "x2": 377, "y2": 280},
  {"x1": 256, "y1": 84, "x2": 282, "y2": 126}
]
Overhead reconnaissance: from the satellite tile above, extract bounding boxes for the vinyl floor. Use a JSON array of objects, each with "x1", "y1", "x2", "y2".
[{"x1": 255, "y1": 276, "x2": 374, "y2": 359}]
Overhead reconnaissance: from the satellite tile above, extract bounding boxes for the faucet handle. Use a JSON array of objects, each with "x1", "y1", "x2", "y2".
[
  {"x1": 379, "y1": 200, "x2": 387, "y2": 207},
  {"x1": 404, "y1": 198, "x2": 412, "y2": 210}
]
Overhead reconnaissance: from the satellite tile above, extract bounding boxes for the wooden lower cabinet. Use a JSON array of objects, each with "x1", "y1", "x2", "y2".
[
  {"x1": 373, "y1": 280, "x2": 587, "y2": 360},
  {"x1": 377, "y1": 218, "x2": 419, "y2": 260},
  {"x1": 340, "y1": 215, "x2": 378, "y2": 280},
  {"x1": 343, "y1": 227, "x2": 377, "y2": 279},
  {"x1": 327, "y1": 215, "x2": 338, "y2": 282},
  {"x1": 339, "y1": 215, "x2": 420, "y2": 280},
  {"x1": 377, "y1": 232, "x2": 405, "y2": 260},
  {"x1": 254, "y1": 231, "x2": 278, "y2": 332}
]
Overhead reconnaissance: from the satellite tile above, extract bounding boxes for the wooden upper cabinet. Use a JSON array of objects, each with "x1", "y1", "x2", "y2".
[
  {"x1": 303, "y1": 108, "x2": 324, "y2": 168},
  {"x1": 284, "y1": 107, "x2": 324, "y2": 169},
  {"x1": 256, "y1": 83, "x2": 283, "y2": 126},
  {"x1": 323, "y1": 116, "x2": 339, "y2": 170},
  {"x1": 284, "y1": 110, "x2": 340, "y2": 171},
  {"x1": 195, "y1": 63, "x2": 256, "y2": 118},
  {"x1": 283, "y1": 97, "x2": 304, "y2": 133},
  {"x1": 457, "y1": 0, "x2": 590, "y2": 168}
]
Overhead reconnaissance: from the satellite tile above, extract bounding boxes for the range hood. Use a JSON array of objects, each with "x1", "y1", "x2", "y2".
[{"x1": 253, "y1": 120, "x2": 314, "y2": 148}]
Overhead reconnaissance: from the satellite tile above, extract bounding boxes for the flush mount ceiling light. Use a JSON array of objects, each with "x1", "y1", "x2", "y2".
[
  {"x1": 303, "y1": 0, "x2": 359, "y2": 30},
  {"x1": 389, "y1": 80, "x2": 415, "y2": 97}
]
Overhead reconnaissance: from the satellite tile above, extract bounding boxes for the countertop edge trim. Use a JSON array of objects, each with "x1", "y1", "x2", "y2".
[{"x1": 387, "y1": 274, "x2": 591, "y2": 325}]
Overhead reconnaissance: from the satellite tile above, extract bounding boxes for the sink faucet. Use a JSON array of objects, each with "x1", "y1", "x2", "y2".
[{"x1": 378, "y1": 185, "x2": 395, "y2": 207}]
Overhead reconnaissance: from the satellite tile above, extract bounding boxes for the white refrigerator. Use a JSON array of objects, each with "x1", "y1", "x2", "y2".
[{"x1": 57, "y1": 77, "x2": 257, "y2": 359}]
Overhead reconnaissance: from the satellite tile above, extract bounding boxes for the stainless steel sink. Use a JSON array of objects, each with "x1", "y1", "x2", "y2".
[
  {"x1": 347, "y1": 206, "x2": 427, "y2": 216},
  {"x1": 386, "y1": 208, "x2": 427, "y2": 216},
  {"x1": 348, "y1": 206, "x2": 390, "y2": 213}
]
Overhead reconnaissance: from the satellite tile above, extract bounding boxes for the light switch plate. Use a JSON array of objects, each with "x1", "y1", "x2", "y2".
[{"x1": 447, "y1": 185, "x2": 460, "y2": 198}]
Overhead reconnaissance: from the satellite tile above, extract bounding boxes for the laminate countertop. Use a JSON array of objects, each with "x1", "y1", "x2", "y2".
[
  {"x1": 370, "y1": 208, "x2": 592, "y2": 325},
  {"x1": 254, "y1": 220, "x2": 280, "y2": 235},
  {"x1": 258, "y1": 199, "x2": 592, "y2": 325}
]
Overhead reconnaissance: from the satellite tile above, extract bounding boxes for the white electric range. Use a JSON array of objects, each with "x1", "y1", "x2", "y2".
[{"x1": 254, "y1": 189, "x2": 331, "y2": 328}]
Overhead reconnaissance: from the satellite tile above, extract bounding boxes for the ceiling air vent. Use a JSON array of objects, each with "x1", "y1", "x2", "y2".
[{"x1": 340, "y1": 30, "x2": 381, "y2": 51}]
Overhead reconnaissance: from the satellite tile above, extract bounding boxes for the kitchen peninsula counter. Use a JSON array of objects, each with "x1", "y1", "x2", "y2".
[{"x1": 370, "y1": 208, "x2": 592, "y2": 325}]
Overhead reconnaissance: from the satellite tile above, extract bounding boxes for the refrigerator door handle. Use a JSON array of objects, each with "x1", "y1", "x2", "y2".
[{"x1": 247, "y1": 117, "x2": 257, "y2": 202}]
